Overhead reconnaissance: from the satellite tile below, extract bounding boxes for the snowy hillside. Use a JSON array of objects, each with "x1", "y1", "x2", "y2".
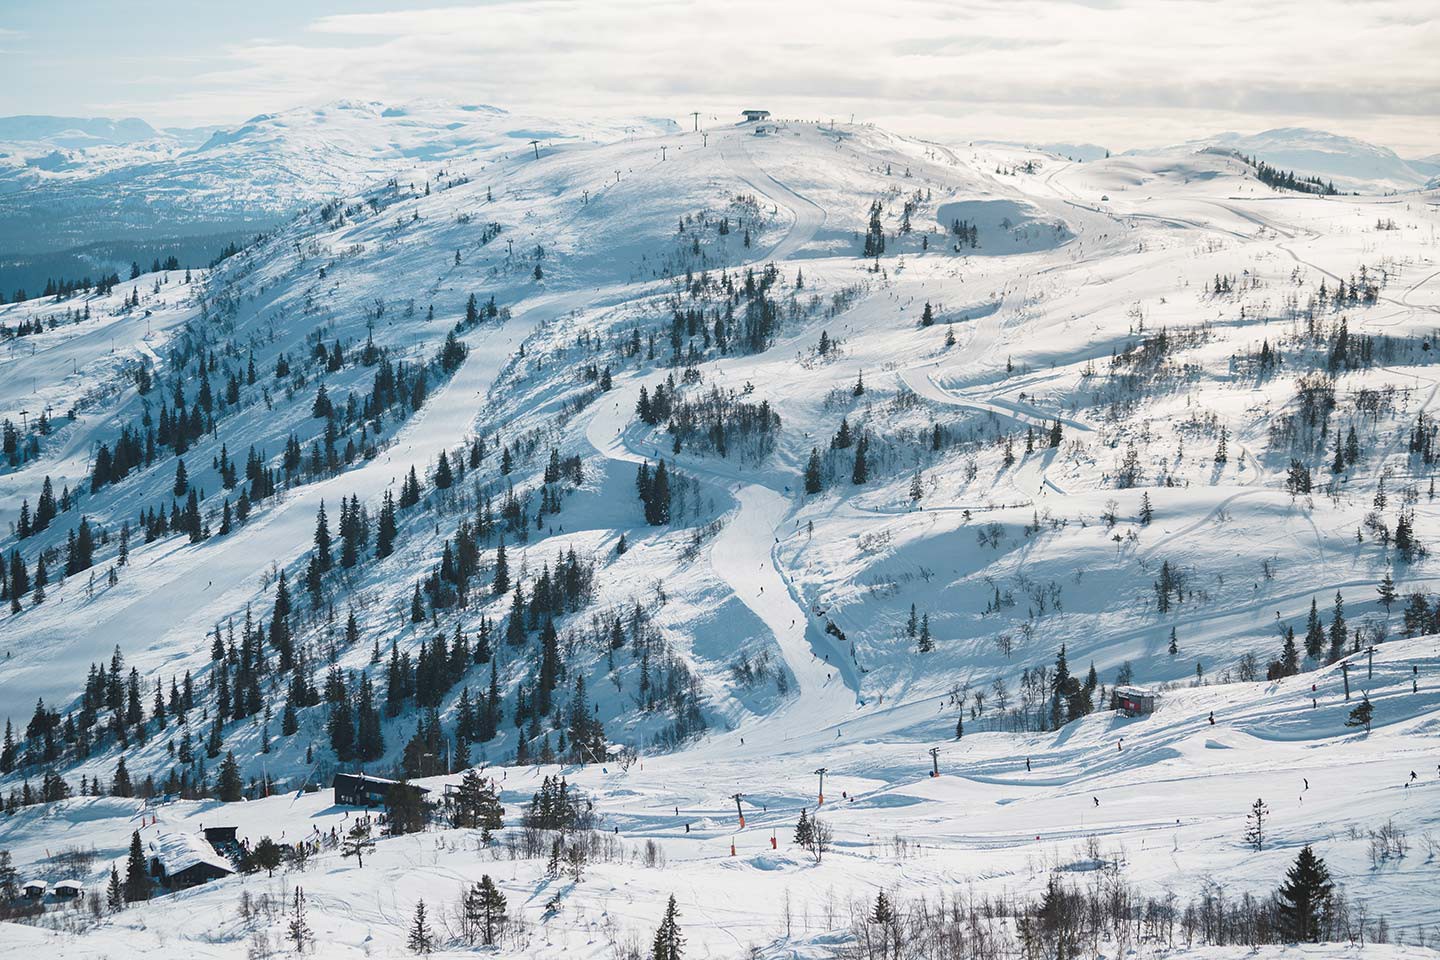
[
  {"x1": 1153, "y1": 128, "x2": 1432, "y2": 194},
  {"x1": 1, "y1": 112, "x2": 1439, "y2": 958},
  {"x1": 0, "y1": 100, "x2": 678, "y2": 291}
]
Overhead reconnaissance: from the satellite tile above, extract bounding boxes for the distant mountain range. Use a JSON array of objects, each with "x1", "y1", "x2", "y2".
[
  {"x1": 0, "y1": 100, "x2": 677, "y2": 292},
  {"x1": 1152, "y1": 127, "x2": 1434, "y2": 193}
]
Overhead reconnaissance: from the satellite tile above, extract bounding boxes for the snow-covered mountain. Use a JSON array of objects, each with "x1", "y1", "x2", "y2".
[
  {"x1": 1, "y1": 110, "x2": 1438, "y2": 959},
  {"x1": 0, "y1": 100, "x2": 679, "y2": 291},
  {"x1": 1151, "y1": 127, "x2": 1431, "y2": 193}
]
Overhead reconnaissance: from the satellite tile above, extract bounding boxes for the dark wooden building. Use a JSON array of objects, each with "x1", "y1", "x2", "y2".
[
  {"x1": 333, "y1": 773, "x2": 430, "y2": 809},
  {"x1": 148, "y1": 833, "x2": 235, "y2": 890}
]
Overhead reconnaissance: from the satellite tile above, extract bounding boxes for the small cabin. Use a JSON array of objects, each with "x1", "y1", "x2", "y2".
[
  {"x1": 52, "y1": 880, "x2": 83, "y2": 900},
  {"x1": 21, "y1": 880, "x2": 46, "y2": 899},
  {"x1": 741, "y1": 109, "x2": 770, "y2": 123},
  {"x1": 149, "y1": 832, "x2": 235, "y2": 890},
  {"x1": 1115, "y1": 686, "x2": 1157, "y2": 717},
  {"x1": 333, "y1": 773, "x2": 430, "y2": 809}
]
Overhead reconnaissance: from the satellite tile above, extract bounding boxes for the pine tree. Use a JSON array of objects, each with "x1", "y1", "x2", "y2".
[
  {"x1": 466, "y1": 875, "x2": 507, "y2": 945},
  {"x1": 287, "y1": 886, "x2": 312, "y2": 952},
  {"x1": 1243, "y1": 797, "x2": 1268, "y2": 850},
  {"x1": 651, "y1": 894, "x2": 684, "y2": 960},
  {"x1": 218, "y1": 751, "x2": 243, "y2": 801},
  {"x1": 1168, "y1": 627, "x2": 1178, "y2": 656},
  {"x1": 851, "y1": 435, "x2": 869, "y2": 485},
  {"x1": 106, "y1": 863, "x2": 124, "y2": 910},
  {"x1": 408, "y1": 898, "x2": 434, "y2": 954},
  {"x1": 917, "y1": 613, "x2": 933, "y2": 653},
  {"x1": 793, "y1": 808, "x2": 814, "y2": 848},
  {"x1": 1304, "y1": 598, "x2": 1324, "y2": 660},
  {"x1": 493, "y1": 539, "x2": 510, "y2": 595},
  {"x1": 1280, "y1": 626, "x2": 1299, "y2": 676},
  {"x1": 112, "y1": 755, "x2": 133, "y2": 797},
  {"x1": 1327, "y1": 591, "x2": 1346, "y2": 662},
  {"x1": 1276, "y1": 845, "x2": 1333, "y2": 942},
  {"x1": 123, "y1": 830, "x2": 149, "y2": 902},
  {"x1": 313, "y1": 501, "x2": 332, "y2": 572},
  {"x1": 1345, "y1": 694, "x2": 1373, "y2": 732},
  {"x1": 804, "y1": 447, "x2": 823, "y2": 495},
  {"x1": 1377, "y1": 571, "x2": 1397, "y2": 610}
]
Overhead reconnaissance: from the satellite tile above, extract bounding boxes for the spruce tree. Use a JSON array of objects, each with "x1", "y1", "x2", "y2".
[
  {"x1": 1276, "y1": 845, "x2": 1333, "y2": 942},
  {"x1": 651, "y1": 894, "x2": 684, "y2": 960},
  {"x1": 218, "y1": 751, "x2": 243, "y2": 801},
  {"x1": 1345, "y1": 694, "x2": 1373, "y2": 732},
  {"x1": 123, "y1": 830, "x2": 149, "y2": 902},
  {"x1": 804, "y1": 447, "x2": 823, "y2": 495},
  {"x1": 407, "y1": 898, "x2": 434, "y2": 954}
]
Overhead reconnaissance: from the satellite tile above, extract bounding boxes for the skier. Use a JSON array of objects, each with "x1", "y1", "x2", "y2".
[
  {"x1": 1208, "y1": 711, "x2": 1215, "y2": 725},
  {"x1": 1093, "y1": 797, "x2": 1099, "y2": 807},
  {"x1": 1303, "y1": 777, "x2": 1309, "y2": 791},
  {"x1": 1026, "y1": 757, "x2": 1031, "y2": 772}
]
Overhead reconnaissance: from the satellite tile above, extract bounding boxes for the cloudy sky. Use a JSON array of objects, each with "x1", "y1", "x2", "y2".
[{"x1": 1, "y1": 0, "x2": 1436, "y2": 155}]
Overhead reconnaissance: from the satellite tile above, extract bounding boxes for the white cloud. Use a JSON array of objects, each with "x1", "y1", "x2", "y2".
[{"x1": 95, "y1": 0, "x2": 1440, "y2": 154}]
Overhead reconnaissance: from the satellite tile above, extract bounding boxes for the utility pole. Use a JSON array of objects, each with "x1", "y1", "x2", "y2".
[
  {"x1": 929, "y1": 747, "x2": 940, "y2": 778},
  {"x1": 690, "y1": 111, "x2": 700, "y2": 132},
  {"x1": 730, "y1": 793, "x2": 745, "y2": 828},
  {"x1": 506, "y1": 239, "x2": 514, "y2": 259},
  {"x1": 582, "y1": 189, "x2": 588, "y2": 205},
  {"x1": 529, "y1": 139, "x2": 540, "y2": 160},
  {"x1": 814, "y1": 767, "x2": 827, "y2": 806},
  {"x1": 615, "y1": 169, "x2": 621, "y2": 184},
  {"x1": 660, "y1": 146, "x2": 667, "y2": 161},
  {"x1": 1341, "y1": 661, "x2": 1351, "y2": 700},
  {"x1": 1367, "y1": 646, "x2": 1374, "y2": 679},
  {"x1": 701, "y1": 132, "x2": 708, "y2": 148}
]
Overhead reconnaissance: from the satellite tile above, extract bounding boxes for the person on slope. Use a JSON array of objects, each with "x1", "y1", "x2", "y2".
[
  {"x1": 1208, "y1": 711, "x2": 1215, "y2": 725},
  {"x1": 1093, "y1": 797, "x2": 1099, "y2": 807}
]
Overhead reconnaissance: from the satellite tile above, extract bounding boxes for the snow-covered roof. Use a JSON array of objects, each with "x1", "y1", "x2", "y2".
[
  {"x1": 53, "y1": 880, "x2": 83, "y2": 891},
  {"x1": 150, "y1": 832, "x2": 234, "y2": 876},
  {"x1": 21, "y1": 880, "x2": 46, "y2": 890}
]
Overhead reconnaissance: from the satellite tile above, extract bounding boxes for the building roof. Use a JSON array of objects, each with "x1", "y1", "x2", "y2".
[
  {"x1": 150, "y1": 832, "x2": 234, "y2": 877},
  {"x1": 334, "y1": 773, "x2": 430, "y2": 793},
  {"x1": 21, "y1": 880, "x2": 46, "y2": 890},
  {"x1": 53, "y1": 880, "x2": 83, "y2": 891}
]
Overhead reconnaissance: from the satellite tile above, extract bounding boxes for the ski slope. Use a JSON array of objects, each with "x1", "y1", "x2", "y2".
[{"x1": 2, "y1": 113, "x2": 1440, "y2": 957}]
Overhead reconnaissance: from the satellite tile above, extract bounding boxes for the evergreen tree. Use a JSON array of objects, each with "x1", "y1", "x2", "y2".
[
  {"x1": 111, "y1": 755, "x2": 133, "y2": 797},
  {"x1": 651, "y1": 894, "x2": 684, "y2": 960},
  {"x1": 804, "y1": 447, "x2": 823, "y2": 495},
  {"x1": 1327, "y1": 592, "x2": 1346, "y2": 662},
  {"x1": 287, "y1": 886, "x2": 312, "y2": 952},
  {"x1": 106, "y1": 863, "x2": 124, "y2": 911},
  {"x1": 1304, "y1": 598, "x2": 1324, "y2": 660},
  {"x1": 1276, "y1": 845, "x2": 1333, "y2": 942},
  {"x1": 1243, "y1": 797, "x2": 1268, "y2": 850},
  {"x1": 851, "y1": 435, "x2": 869, "y2": 484},
  {"x1": 407, "y1": 898, "x2": 434, "y2": 954},
  {"x1": 493, "y1": 539, "x2": 510, "y2": 595},
  {"x1": 217, "y1": 751, "x2": 243, "y2": 801},
  {"x1": 466, "y1": 875, "x2": 507, "y2": 945},
  {"x1": 1377, "y1": 571, "x2": 1397, "y2": 610},
  {"x1": 793, "y1": 808, "x2": 814, "y2": 848},
  {"x1": 1346, "y1": 694, "x2": 1373, "y2": 732},
  {"x1": 123, "y1": 830, "x2": 149, "y2": 902}
]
